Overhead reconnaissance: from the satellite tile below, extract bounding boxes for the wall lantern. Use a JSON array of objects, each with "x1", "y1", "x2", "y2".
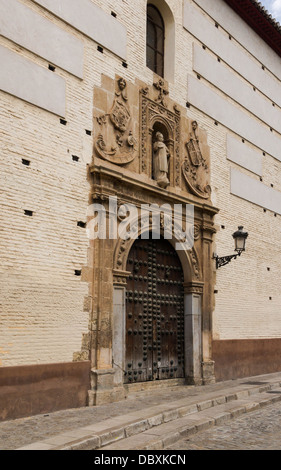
[{"x1": 214, "y1": 226, "x2": 248, "y2": 269}]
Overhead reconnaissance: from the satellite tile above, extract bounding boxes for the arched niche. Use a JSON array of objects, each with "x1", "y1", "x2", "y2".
[{"x1": 151, "y1": 120, "x2": 171, "y2": 185}]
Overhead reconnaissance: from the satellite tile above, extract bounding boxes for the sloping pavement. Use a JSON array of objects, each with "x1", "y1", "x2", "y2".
[{"x1": 1, "y1": 372, "x2": 281, "y2": 450}]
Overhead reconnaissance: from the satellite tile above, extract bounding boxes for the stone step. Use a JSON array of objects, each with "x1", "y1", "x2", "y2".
[
  {"x1": 17, "y1": 377, "x2": 281, "y2": 450},
  {"x1": 100, "y1": 390, "x2": 281, "y2": 450}
]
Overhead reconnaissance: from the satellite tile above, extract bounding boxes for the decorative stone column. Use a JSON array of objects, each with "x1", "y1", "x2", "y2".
[{"x1": 183, "y1": 281, "x2": 204, "y2": 385}]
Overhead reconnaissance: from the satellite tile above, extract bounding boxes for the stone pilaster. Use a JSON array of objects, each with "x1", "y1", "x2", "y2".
[
  {"x1": 201, "y1": 219, "x2": 217, "y2": 384},
  {"x1": 112, "y1": 270, "x2": 130, "y2": 388},
  {"x1": 183, "y1": 281, "x2": 204, "y2": 385}
]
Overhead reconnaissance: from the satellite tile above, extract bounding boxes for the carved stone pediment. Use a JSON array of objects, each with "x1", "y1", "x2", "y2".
[
  {"x1": 92, "y1": 75, "x2": 212, "y2": 202},
  {"x1": 182, "y1": 121, "x2": 211, "y2": 200}
]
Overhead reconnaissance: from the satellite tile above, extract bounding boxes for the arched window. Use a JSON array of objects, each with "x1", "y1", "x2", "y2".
[{"x1": 146, "y1": 4, "x2": 165, "y2": 77}]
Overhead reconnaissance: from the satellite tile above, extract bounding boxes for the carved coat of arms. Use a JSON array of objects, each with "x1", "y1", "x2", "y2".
[
  {"x1": 182, "y1": 121, "x2": 211, "y2": 199},
  {"x1": 94, "y1": 78, "x2": 137, "y2": 165},
  {"x1": 110, "y1": 100, "x2": 131, "y2": 133}
]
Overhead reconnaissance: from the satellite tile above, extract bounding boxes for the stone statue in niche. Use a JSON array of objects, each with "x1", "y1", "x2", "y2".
[
  {"x1": 94, "y1": 78, "x2": 137, "y2": 165},
  {"x1": 182, "y1": 121, "x2": 211, "y2": 199},
  {"x1": 153, "y1": 131, "x2": 170, "y2": 189}
]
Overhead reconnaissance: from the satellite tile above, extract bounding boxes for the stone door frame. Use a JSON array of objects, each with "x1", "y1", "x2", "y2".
[{"x1": 112, "y1": 223, "x2": 205, "y2": 390}]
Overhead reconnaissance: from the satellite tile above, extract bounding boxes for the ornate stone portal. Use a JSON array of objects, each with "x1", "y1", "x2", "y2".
[{"x1": 85, "y1": 75, "x2": 218, "y2": 406}]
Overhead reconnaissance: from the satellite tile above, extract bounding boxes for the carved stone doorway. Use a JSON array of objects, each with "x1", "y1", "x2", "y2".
[{"x1": 124, "y1": 236, "x2": 185, "y2": 384}]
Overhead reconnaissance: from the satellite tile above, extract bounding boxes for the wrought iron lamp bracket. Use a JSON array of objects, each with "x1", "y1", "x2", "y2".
[{"x1": 214, "y1": 251, "x2": 242, "y2": 269}]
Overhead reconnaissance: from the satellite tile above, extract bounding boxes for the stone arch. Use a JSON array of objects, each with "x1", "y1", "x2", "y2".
[
  {"x1": 152, "y1": 120, "x2": 172, "y2": 143},
  {"x1": 150, "y1": 114, "x2": 174, "y2": 138},
  {"x1": 113, "y1": 213, "x2": 202, "y2": 284}
]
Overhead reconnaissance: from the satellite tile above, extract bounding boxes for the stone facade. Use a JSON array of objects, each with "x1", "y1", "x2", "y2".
[
  {"x1": 0, "y1": 0, "x2": 281, "y2": 417},
  {"x1": 86, "y1": 74, "x2": 217, "y2": 402}
]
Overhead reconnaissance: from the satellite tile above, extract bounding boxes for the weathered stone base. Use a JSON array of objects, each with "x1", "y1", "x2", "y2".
[
  {"x1": 185, "y1": 376, "x2": 203, "y2": 386},
  {"x1": 88, "y1": 368, "x2": 127, "y2": 406},
  {"x1": 88, "y1": 387, "x2": 127, "y2": 406},
  {"x1": 124, "y1": 378, "x2": 186, "y2": 393},
  {"x1": 202, "y1": 360, "x2": 216, "y2": 384}
]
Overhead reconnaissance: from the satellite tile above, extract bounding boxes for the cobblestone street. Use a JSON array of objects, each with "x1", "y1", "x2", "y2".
[
  {"x1": 166, "y1": 399, "x2": 281, "y2": 450},
  {"x1": 2, "y1": 373, "x2": 281, "y2": 451}
]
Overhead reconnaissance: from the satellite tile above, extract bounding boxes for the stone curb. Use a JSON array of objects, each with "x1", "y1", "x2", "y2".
[
  {"x1": 51, "y1": 380, "x2": 281, "y2": 451},
  {"x1": 142, "y1": 392, "x2": 281, "y2": 450},
  {"x1": 16, "y1": 379, "x2": 281, "y2": 450}
]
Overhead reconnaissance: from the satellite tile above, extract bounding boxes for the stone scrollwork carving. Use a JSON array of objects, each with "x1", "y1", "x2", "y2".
[
  {"x1": 182, "y1": 121, "x2": 211, "y2": 199},
  {"x1": 115, "y1": 77, "x2": 128, "y2": 101},
  {"x1": 153, "y1": 78, "x2": 169, "y2": 107},
  {"x1": 190, "y1": 247, "x2": 200, "y2": 280},
  {"x1": 94, "y1": 78, "x2": 137, "y2": 165}
]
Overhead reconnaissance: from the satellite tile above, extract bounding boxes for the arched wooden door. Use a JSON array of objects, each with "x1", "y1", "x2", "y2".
[{"x1": 124, "y1": 236, "x2": 185, "y2": 383}]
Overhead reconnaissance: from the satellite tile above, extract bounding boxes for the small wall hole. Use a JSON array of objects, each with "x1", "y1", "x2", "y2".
[
  {"x1": 77, "y1": 221, "x2": 86, "y2": 228},
  {"x1": 24, "y1": 210, "x2": 33, "y2": 217}
]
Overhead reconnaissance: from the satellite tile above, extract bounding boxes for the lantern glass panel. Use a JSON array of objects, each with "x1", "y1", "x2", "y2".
[{"x1": 235, "y1": 236, "x2": 246, "y2": 252}]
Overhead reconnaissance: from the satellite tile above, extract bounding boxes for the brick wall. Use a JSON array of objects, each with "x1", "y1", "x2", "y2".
[{"x1": 0, "y1": 0, "x2": 281, "y2": 368}]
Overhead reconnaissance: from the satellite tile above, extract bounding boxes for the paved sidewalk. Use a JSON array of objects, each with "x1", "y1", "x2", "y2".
[{"x1": 1, "y1": 372, "x2": 281, "y2": 450}]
